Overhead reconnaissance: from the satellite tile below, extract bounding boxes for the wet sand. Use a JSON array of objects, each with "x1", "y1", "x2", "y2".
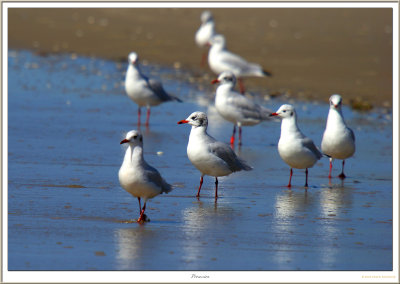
[
  {"x1": 8, "y1": 7, "x2": 393, "y2": 108},
  {"x1": 7, "y1": 50, "x2": 393, "y2": 277}
]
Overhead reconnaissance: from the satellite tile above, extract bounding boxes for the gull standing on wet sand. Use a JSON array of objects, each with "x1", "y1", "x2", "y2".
[
  {"x1": 321, "y1": 94, "x2": 355, "y2": 179},
  {"x1": 118, "y1": 130, "x2": 172, "y2": 223},
  {"x1": 125, "y1": 52, "x2": 182, "y2": 126},
  {"x1": 270, "y1": 104, "x2": 322, "y2": 188},
  {"x1": 212, "y1": 71, "x2": 272, "y2": 147},
  {"x1": 178, "y1": 111, "x2": 252, "y2": 200},
  {"x1": 208, "y1": 34, "x2": 272, "y2": 93},
  {"x1": 195, "y1": 10, "x2": 216, "y2": 66}
]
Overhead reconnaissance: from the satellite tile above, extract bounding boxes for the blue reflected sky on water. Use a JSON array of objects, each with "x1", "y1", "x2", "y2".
[{"x1": 6, "y1": 50, "x2": 393, "y2": 272}]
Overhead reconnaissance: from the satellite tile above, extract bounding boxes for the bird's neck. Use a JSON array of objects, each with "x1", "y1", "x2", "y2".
[
  {"x1": 211, "y1": 43, "x2": 224, "y2": 53},
  {"x1": 189, "y1": 126, "x2": 207, "y2": 143},
  {"x1": 126, "y1": 64, "x2": 143, "y2": 80},
  {"x1": 216, "y1": 84, "x2": 234, "y2": 97},
  {"x1": 123, "y1": 145, "x2": 144, "y2": 166},
  {"x1": 326, "y1": 108, "x2": 347, "y2": 129},
  {"x1": 280, "y1": 117, "x2": 301, "y2": 138},
  {"x1": 204, "y1": 21, "x2": 214, "y2": 29}
]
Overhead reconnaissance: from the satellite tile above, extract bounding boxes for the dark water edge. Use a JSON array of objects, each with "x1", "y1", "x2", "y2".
[{"x1": 5, "y1": 50, "x2": 394, "y2": 278}]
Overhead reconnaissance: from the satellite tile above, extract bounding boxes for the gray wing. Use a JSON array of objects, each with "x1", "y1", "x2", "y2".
[
  {"x1": 227, "y1": 94, "x2": 272, "y2": 121},
  {"x1": 348, "y1": 127, "x2": 355, "y2": 142},
  {"x1": 220, "y1": 50, "x2": 263, "y2": 75},
  {"x1": 302, "y1": 137, "x2": 323, "y2": 159},
  {"x1": 147, "y1": 79, "x2": 182, "y2": 102},
  {"x1": 144, "y1": 164, "x2": 173, "y2": 194},
  {"x1": 220, "y1": 50, "x2": 252, "y2": 72},
  {"x1": 209, "y1": 141, "x2": 252, "y2": 172}
]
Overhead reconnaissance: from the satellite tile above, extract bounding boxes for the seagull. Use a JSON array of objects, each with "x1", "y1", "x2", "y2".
[
  {"x1": 195, "y1": 10, "x2": 216, "y2": 66},
  {"x1": 118, "y1": 130, "x2": 172, "y2": 223},
  {"x1": 270, "y1": 104, "x2": 322, "y2": 187},
  {"x1": 178, "y1": 111, "x2": 252, "y2": 200},
  {"x1": 211, "y1": 71, "x2": 272, "y2": 147},
  {"x1": 208, "y1": 34, "x2": 272, "y2": 93},
  {"x1": 321, "y1": 94, "x2": 356, "y2": 179},
  {"x1": 124, "y1": 52, "x2": 182, "y2": 127}
]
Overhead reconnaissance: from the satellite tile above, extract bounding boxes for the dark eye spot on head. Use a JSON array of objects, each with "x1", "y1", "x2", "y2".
[
  {"x1": 282, "y1": 110, "x2": 286, "y2": 113},
  {"x1": 133, "y1": 135, "x2": 138, "y2": 139},
  {"x1": 191, "y1": 116, "x2": 197, "y2": 121}
]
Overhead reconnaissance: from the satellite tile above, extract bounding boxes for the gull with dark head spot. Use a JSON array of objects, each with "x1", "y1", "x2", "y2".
[
  {"x1": 178, "y1": 111, "x2": 252, "y2": 200},
  {"x1": 270, "y1": 104, "x2": 322, "y2": 188},
  {"x1": 212, "y1": 71, "x2": 272, "y2": 147},
  {"x1": 119, "y1": 130, "x2": 172, "y2": 223},
  {"x1": 125, "y1": 52, "x2": 182, "y2": 126},
  {"x1": 321, "y1": 94, "x2": 355, "y2": 179}
]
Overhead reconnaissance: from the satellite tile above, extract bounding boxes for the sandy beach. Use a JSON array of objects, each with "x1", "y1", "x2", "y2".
[
  {"x1": 6, "y1": 5, "x2": 395, "y2": 279},
  {"x1": 8, "y1": 8, "x2": 393, "y2": 108}
]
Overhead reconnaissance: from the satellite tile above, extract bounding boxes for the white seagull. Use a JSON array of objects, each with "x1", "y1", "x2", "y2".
[
  {"x1": 118, "y1": 130, "x2": 172, "y2": 223},
  {"x1": 321, "y1": 94, "x2": 356, "y2": 179},
  {"x1": 125, "y1": 52, "x2": 182, "y2": 126},
  {"x1": 208, "y1": 34, "x2": 272, "y2": 93},
  {"x1": 211, "y1": 71, "x2": 272, "y2": 147},
  {"x1": 195, "y1": 10, "x2": 216, "y2": 66},
  {"x1": 270, "y1": 104, "x2": 322, "y2": 187},
  {"x1": 178, "y1": 111, "x2": 252, "y2": 200}
]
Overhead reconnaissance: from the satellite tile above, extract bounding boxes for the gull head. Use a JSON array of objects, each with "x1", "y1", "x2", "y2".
[
  {"x1": 120, "y1": 130, "x2": 143, "y2": 146},
  {"x1": 128, "y1": 52, "x2": 139, "y2": 65},
  {"x1": 329, "y1": 94, "x2": 343, "y2": 110},
  {"x1": 211, "y1": 71, "x2": 237, "y2": 86},
  {"x1": 201, "y1": 10, "x2": 213, "y2": 23},
  {"x1": 178, "y1": 111, "x2": 208, "y2": 128},
  {"x1": 270, "y1": 104, "x2": 296, "y2": 119},
  {"x1": 209, "y1": 34, "x2": 225, "y2": 47}
]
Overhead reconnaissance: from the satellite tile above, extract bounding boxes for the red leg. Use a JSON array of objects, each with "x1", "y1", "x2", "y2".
[
  {"x1": 230, "y1": 125, "x2": 236, "y2": 147},
  {"x1": 238, "y1": 78, "x2": 245, "y2": 94},
  {"x1": 137, "y1": 202, "x2": 147, "y2": 223},
  {"x1": 287, "y1": 168, "x2": 293, "y2": 188},
  {"x1": 137, "y1": 107, "x2": 141, "y2": 126},
  {"x1": 305, "y1": 168, "x2": 309, "y2": 187},
  {"x1": 145, "y1": 107, "x2": 150, "y2": 127},
  {"x1": 196, "y1": 175, "x2": 204, "y2": 198},
  {"x1": 338, "y1": 160, "x2": 346, "y2": 179},
  {"x1": 214, "y1": 177, "x2": 218, "y2": 201},
  {"x1": 328, "y1": 158, "x2": 333, "y2": 178}
]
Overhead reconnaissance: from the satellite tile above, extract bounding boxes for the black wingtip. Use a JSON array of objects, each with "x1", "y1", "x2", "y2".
[
  {"x1": 169, "y1": 95, "x2": 183, "y2": 103},
  {"x1": 263, "y1": 70, "x2": 273, "y2": 77}
]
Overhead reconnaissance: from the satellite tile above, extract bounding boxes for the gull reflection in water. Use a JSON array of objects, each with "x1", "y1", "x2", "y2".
[
  {"x1": 316, "y1": 181, "x2": 354, "y2": 269},
  {"x1": 270, "y1": 190, "x2": 315, "y2": 269},
  {"x1": 180, "y1": 200, "x2": 235, "y2": 270},
  {"x1": 114, "y1": 226, "x2": 156, "y2": 270}
]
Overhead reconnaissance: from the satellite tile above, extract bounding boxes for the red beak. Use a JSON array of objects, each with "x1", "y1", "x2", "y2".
[
  {"x1": 269, "y1": 112, "x2": 278, "y2": 117},
  {"x1": 211, "y1": 79, "x2": 219, "y2": 84},
  {"x1": 177, "y1": 120, "x2": 189, "y2": 124},
  {"x1": 120, "y1": 139, "x2": 129, "y2": 144}
]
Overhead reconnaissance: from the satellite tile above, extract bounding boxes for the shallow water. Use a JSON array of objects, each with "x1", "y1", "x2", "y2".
[{"x1": 6, "y1": 50, "x2": 393, "y2": 273}]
